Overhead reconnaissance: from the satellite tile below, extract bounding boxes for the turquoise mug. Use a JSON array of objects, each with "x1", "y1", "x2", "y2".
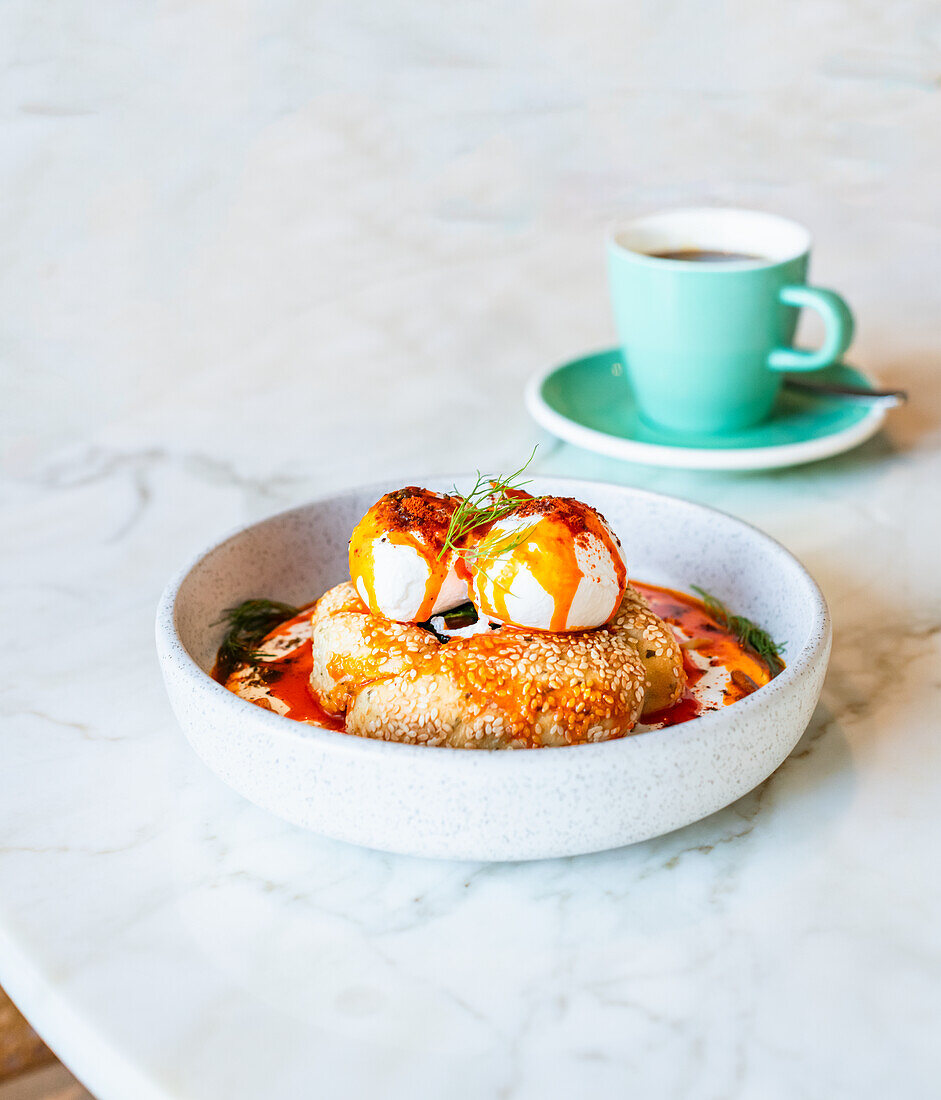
[{"x1": 607, "y1": 208, "x2": 855, "y2": 434}]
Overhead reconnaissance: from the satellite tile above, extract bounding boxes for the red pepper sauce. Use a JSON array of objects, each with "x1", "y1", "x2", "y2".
[
  {"x1": 632, "y1": 581, "x2": 777, "y2": 727},
  {"x1": 217, "y1": 584, "x2": 779, "y2": 733},
  {"x1": 213, "y1": 607, "x2": 345, "y2": 730}
]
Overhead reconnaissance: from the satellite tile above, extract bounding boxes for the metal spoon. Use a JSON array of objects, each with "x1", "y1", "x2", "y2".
[{"x1": 783, "y1": 377, "x2": 908, "y2": 407}]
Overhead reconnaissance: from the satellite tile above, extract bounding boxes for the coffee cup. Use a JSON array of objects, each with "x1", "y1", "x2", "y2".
[{"x1": 607, "y1": 208, "x2": 854, "y2": 434}]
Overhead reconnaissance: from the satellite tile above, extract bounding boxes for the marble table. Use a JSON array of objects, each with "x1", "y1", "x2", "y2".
[{"x1": 3, "y1": 2, "x2": 941, "y2": 1097}]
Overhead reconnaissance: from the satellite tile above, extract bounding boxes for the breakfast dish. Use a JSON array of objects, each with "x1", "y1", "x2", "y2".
[
  {"x1": 160, "y1": 477, "x2": 827, "y2": 856},
  {"x1": 214, "y1": 472, "x2": 783, "y2": 750}
]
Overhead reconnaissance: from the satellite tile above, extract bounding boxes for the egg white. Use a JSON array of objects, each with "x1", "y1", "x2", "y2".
[
  {"x1": 355, "y1": 537, "x2": 468, "y2": 622},
  {"x1": 472, "y1": 511, "x2": 624, "y2": 631}
]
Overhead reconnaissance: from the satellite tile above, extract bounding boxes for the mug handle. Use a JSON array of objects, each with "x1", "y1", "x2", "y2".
[{"x1": 767, "y1": 285, "x2": 854, "y2": 372}]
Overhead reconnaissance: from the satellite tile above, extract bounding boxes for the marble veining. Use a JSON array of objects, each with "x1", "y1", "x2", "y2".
[{"x1": 2, "y1": 0, "x2": 941, "y2": 1096}]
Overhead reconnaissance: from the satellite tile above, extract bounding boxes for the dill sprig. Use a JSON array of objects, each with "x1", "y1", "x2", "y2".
[
  {"x1": 466, "y1": 522, "x2": 541, "y2": 595},
  {"x1": 212, "y1": 598, "x2": 300, "y2": 679},
  {"x1": 439, "y1": 446, "x2": 538, "y2": 561},
  {"x1": 691, "y1": 585, "x2": 786, "y2": 676},
  {"x1": 472, "y1": 522, "x2": 539, "y2": 563}
]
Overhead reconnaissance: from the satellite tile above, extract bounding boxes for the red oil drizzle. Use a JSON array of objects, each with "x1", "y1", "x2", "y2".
[
  {"x1": 218, "y1": 583, "x2": 777, "y2": 733},
  {"x1": 633, "y1": 581, "x2": 776, "y2": 727},
  {"x1": 216, "y1": 608, "x2": 345, "y2": 730},
  {"x1": 258, "y1": 647, "x2": 344, "y2": 728}
]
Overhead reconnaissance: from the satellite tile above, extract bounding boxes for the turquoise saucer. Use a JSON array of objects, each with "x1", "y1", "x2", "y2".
[{"x1": 526, "y1": 349, "x2": 889, "y2": 471}]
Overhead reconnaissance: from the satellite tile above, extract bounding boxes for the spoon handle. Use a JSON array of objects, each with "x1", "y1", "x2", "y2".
[{"x1": 783, "y1": 378, "x2": 908, "y2": 406}]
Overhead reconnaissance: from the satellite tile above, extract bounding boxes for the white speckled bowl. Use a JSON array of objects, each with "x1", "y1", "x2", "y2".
[{"x1": 156, "y1": 478, "x2": 830, "y2": 861}]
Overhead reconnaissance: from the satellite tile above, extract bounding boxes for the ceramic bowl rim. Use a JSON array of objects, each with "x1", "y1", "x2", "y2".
[{"x1": 156, "y1": 476, "x2": 830, "y2": 768}]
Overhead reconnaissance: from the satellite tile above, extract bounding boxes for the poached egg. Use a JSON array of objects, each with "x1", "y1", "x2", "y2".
[
  {"x1": 349, "y1": 487, "x2": 469, "y2": 622},
  {"x1": 470, "y1": 496, "x2": 627, "y2": 631}
]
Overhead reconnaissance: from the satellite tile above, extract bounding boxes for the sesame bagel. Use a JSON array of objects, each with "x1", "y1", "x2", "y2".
[
  {"x1": 309, "y1": 582, "x2": 439, "y2": 716},
  {"x1": 345, "y1": 626, "x2": 646, "y2": 748},
  {"x1": 301, "y1": 581, "x2": 685, "y2": 748},
  {"x1": 611, "y1": 585, "x2": 686, "y2": 715}
]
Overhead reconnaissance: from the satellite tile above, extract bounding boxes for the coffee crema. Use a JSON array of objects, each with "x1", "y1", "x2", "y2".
[{"x1": 647, "y1": 249, "x2": 764, "y2": 263}]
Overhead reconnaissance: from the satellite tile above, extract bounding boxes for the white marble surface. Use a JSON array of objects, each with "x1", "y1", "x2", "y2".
[{"x1": 2, "y1": 2, "x2": 941, "y2": 1097}]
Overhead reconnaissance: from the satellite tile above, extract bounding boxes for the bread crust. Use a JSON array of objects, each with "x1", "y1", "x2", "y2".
[{"x1": 305, "y1": 582, "x2": 685, "y2": 748}]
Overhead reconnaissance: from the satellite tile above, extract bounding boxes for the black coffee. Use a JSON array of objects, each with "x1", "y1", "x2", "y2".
[{"x1": 648, "y1": 249, "x2": 764, "y2": 262}]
